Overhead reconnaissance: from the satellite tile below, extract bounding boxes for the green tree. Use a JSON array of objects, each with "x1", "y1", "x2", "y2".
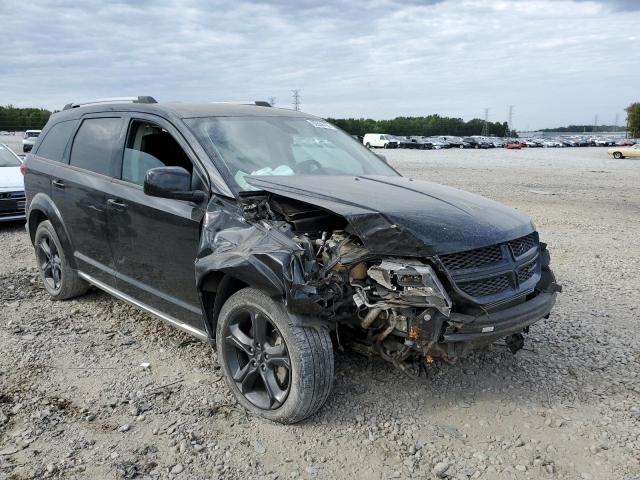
[
  {"x1": 0, "y1": 105, "x2": 52, "y2": 131},
  {"x1": 326, "y1": 115, "x2": 511, "y2": 137},
  {"x1": 626, "y1": 103, "x2": 640, "y2": 138}
]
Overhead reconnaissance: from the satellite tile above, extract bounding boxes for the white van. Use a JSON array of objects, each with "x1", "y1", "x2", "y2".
[{"x1": 363, "y1": 133, "x2": 399, "y2": 149}]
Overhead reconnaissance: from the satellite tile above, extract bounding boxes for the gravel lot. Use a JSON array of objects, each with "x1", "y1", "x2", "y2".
[{"x1": 1, "y1": 144, "x2": 639, "y2": 480}]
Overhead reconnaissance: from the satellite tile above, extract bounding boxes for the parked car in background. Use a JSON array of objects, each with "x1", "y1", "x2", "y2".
[
  {"x1": 363, "y1": 133, "x2": 399, "y2": 149},
  {"x1": 616, "y1": 139, "x2": 636, "y2": 146},
  {"x1": 504, "y1": 142, "x2": 522, "y2": 149},
  {"x1": 22, "y1": 130, "x2": 42, "y2": 152},
  {"x1": 0, "y1": 144, "x2": 26, "y2": 222},
  {"x1": 438, "y1": 136, "x2": 465, "y2": 148},
  {"x1": 463, "y1": 137, "x2": 490, "y2": 149},
  {"x1": 409, "y1": 136, "x2": 434, "y2": 149},
  {"x1": 608, "y1": 144, "x2": 640, "y2": 159}
]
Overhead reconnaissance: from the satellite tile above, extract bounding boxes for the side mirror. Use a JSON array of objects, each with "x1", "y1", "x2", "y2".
[
  {"x1": 143, "y1": 166, "x2": 207, "y2": 203},
  {"x1": 375, "y1": 153, "x2": 388, "y2": 163}
]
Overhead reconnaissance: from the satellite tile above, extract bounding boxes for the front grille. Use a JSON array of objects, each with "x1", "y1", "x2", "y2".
[
  {"x1": 438, "y1": 232, "x2": 540, "y2": 302},
  {"x1": 458, "y1": 275, "x2": 511, "y2": 297},
  {"x1": 517, "y1": 262, "x2": 537, "y2": 283},
  {"x1": 440, "y1": 244, "x2": 503, "y2": 271},
  {"x1": 509, "y1": 233, "x2": 536, "y2": 257},
  {"x1": 0, "y1": 191, "x2": 26, "y2": 217},
  {"x1": 0, "y1": 191, "x2": 25, "y2": 200}
]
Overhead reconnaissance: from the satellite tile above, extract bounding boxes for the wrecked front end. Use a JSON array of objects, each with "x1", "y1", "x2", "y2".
[{"x1": 196, "y1": 185, "x2": 560, "y2": 370}]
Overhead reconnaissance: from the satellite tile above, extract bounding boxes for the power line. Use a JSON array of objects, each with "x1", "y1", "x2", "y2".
[{"x1": 292, "y1": 89, "x2": 301, "y2": 111}]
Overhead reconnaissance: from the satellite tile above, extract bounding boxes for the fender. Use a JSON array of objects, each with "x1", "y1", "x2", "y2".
[{"x1": 27, "y1": 192, "x2": 78, "y2": 270}]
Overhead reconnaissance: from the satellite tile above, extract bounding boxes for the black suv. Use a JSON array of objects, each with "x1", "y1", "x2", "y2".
[{"x1": 24, "y1": 97, "x2": 560, "y2": 423}]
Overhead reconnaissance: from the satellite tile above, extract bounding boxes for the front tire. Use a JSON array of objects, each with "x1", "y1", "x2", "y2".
[
  {"x1": 34, "y1": 221, "x2": 88, "y2": 300},
  {"x1": 613, "y1": 152, "x2": 623, "y2": 159},
  {"x1": 216, "y1": 288, "x2": 334, "y2": 424}
]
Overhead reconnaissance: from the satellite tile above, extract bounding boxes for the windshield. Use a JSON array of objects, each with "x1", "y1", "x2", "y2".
[
  {"x1": 25, "y1": 131, "x2": 40, "y2": 138},
  {"x1": 186, "y1": 116, "x2": 398, "y2": 191},
  {"x1": 0, "y1": 145, "x2": 21, "y2": 167}
]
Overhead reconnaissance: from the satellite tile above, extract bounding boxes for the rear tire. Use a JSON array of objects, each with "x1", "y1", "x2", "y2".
[
  {"x1": 365, "y1": 142, "x2": 371, "y2": 148},
  {"x1": 613, "y1": 152, "x2": 623, "y2": 159},
  {"x1": 34, "y1": 221, "x2": 88, "y2": 300},
  {"x1": 216, "y1": 288, "x2": 334, "y2": 424}
]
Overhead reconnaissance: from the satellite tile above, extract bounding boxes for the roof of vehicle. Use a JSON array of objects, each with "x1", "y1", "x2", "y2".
[
  {"x1": 25, "y1": 129, "x2": 42, "y2": 133},
  {"x1": 50, "y1": 102, "x2": 317, "y2": 123}
]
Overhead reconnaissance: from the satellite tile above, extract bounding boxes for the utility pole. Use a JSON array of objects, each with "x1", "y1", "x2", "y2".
[
  {"x1": 268, "y1": 97, "x2": 276, "y2": 107},
  {"x1": 507, "y1": 105, "x2": 514, "y2": 137},
  {"x1": 481, "y1": 108, "x2": 489, "y2": 137},
  {"x1": 292, "y1": 89, "x2": 301, "y2": 111}
]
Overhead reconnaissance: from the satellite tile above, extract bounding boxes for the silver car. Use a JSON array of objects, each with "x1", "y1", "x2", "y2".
[{"x1": 0, "y1": 144, "x2": 26, "y2": 222}]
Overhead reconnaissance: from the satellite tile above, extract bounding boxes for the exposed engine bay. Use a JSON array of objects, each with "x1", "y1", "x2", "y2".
[
  {"x1": 196, "y1": 186, "x2": 560, "y2": 372},
  {"x1": 201, "y1": 190, "x2": 559, "y2": 373}
]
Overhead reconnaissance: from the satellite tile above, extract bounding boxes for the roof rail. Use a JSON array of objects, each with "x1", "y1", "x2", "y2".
[
  {"x1": 210, "y1": 101, "x2": 272, "y2": 107},
  {"x1": 63, "y1": 96, "x2": 157, "y2": 111}
]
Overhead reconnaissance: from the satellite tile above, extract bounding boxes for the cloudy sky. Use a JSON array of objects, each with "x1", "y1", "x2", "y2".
[{"x1": 1, "y1": 0, "x2": 638, "y2": 129}]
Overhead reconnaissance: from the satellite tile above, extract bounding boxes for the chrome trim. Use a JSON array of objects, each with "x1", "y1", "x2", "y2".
[{"x1": 78, "y1": 272, "x2": 208, "y2": 341}]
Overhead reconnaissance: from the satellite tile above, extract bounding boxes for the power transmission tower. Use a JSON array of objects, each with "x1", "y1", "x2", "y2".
[
  {"x1": 292, "y1": 90, "x2": 301, "y2": 111},
  {"x1": 481, "y1": 108, "x2": 489, "y2": 136},
  {"x1": 268, "y1": 97, "x2": 276, "y2": 107},
  {"x1": 507, "y1": 105, "x2": 514, "y2": 137}
]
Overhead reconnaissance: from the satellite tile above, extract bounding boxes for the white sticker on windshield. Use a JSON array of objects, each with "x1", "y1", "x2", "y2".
[{"x1": 306, "y1": 119, "x2": 335, "y2": 130}]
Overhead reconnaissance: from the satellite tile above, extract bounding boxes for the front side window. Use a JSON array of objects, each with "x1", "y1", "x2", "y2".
[
  {"x1": 69, "y1": 118, "x2": 122, "y2": 176},
  {"x1": 0, "y1": 145, "x2": 21, "y2": 167},
  {"x1": 186, "y1": 116, "x2": 397, "y2": 192},
  {"x1": 36, "y1": 120, "x2": 77, "y2": 162},
  {"x1": 121, "y1": 120, "x2": 193, "y2": 186}
]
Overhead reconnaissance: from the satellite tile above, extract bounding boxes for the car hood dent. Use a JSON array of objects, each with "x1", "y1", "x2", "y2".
[{"x1": 246, "y1": 175, "x2": 535, "y2": 256}]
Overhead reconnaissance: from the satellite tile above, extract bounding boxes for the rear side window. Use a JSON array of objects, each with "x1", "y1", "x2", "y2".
[
  {"x1": 70, "y1": 118, "x2": 122, "y2": 176},
  {"x1": 36, "y1": 120, "x2": 77, "y2": 162}
]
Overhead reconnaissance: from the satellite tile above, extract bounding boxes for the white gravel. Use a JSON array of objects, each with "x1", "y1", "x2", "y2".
[{"x1": 1, "y1": 145, "x2": 639, "y2": 479}]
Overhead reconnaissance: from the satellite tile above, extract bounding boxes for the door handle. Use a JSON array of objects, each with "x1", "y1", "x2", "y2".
[
  {"x1": 107, "y1": 198, "x2": 128, "y2": 211},
  {"x1": 52, "y1": 179, "x2": 65, "y2": 189}
]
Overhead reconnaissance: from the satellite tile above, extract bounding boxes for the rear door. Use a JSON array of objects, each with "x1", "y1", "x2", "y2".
[
  {"x1": 54, "y1": 115, "x2": 125, "y2": 285},
  {"x1": 107, "y1": 114, "x2": 208, "y2": 328}
]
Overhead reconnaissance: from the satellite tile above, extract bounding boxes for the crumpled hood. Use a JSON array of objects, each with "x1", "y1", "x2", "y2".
[{"x1": 246, "y1": 175, "x2": 535, "y2": 256}]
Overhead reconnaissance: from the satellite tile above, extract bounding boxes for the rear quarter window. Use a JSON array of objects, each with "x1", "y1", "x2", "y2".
[
  {"x1": 35, "y1": 120, "x2": 78, "y2": 162},
  {"x1": 69, "y1": 117, "x2": 122, "y2": 176}
]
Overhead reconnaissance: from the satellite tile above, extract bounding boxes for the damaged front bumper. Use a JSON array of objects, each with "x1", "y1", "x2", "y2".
[
  {"x1": 432, "y1": 269, "x2": 561, "y2": 359},
  {"x1": 445, "y1": 290, "x2": 557, "y2": 345}
]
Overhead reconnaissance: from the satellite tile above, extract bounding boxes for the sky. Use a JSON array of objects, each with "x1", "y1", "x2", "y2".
[{"x1": 1, "y1": 0, "x2": 638, "y2": 130}]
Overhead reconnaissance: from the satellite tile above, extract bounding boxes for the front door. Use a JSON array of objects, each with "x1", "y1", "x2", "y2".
[{"x1": 106, "y1": 116, "x2": 208, "y2": 328}]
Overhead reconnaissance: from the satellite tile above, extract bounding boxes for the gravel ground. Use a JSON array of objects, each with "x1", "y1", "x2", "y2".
[{"x1": 1, "y1": 145, "x2": 639, "y2": 480}]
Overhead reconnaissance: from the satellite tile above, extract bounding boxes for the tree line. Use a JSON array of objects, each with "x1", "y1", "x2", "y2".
[
  {"x1": 0, "y1": 105, "x2": 52, "y2": 131},
  {"x1": 539, "y1": 125, "x2": 626, "y2": 133},
  {"x1": 326, "y1": 115, "x2": 512, "y2": 137}
]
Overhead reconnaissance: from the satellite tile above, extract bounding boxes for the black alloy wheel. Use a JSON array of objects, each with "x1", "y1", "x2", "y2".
[
  {"x1": 222, "y1": 307, "x2": 291, "y2": 410},
  {"x1": 36, "y1": 232, "x2": 62, "y2": 292}
]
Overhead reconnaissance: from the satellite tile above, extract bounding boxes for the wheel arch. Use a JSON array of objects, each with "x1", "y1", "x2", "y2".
[{"x1": 27, "y1": 193, "x2": 77, "y2": 270}]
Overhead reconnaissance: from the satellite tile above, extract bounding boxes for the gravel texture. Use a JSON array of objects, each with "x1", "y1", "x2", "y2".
[{"x1": 1, "y1": 145, "x2": 639, "y2": 479}]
